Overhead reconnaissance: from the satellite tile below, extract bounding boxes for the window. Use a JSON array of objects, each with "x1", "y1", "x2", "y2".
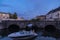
[
  {"x1": 3, "y1": 16, "x2": 5, "y2": 18},
  {"x1": 56, "y1": 13, "x2": 59, "y2": 17},
  {"x1": 50, "y1": 17, "x2": 52, "y2": 19},
  {"x1": 6, "y1": 17, "x2": 9, "y2": 19}
]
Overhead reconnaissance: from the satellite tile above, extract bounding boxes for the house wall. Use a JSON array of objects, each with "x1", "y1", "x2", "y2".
[
  {"x1": 0, "y1": 13, "x2": 9, "y2": 19},
  {"x1": 46, "y1": 11, "x2": 60, "y2": 20}
]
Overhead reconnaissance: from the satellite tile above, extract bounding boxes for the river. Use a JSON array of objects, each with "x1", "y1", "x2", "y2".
[{"x1": 0, "y1": 30, "x2": 57, "y2": 40}]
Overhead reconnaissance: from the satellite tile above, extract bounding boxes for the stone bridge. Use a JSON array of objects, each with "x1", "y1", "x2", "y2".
[{"x1": 0, "y1": 19, "x2": 60, "y2": 31}]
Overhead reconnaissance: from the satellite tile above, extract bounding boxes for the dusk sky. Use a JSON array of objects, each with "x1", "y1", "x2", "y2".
[{"x1": 0, "y1": 0, "x2": 60, "y2": 19}]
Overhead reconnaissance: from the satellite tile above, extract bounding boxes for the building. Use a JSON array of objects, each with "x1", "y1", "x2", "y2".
[
  {"x1": 35, "y1": 15, "x2": 46, "y2": 20},
  {"x1": 17, "y1": 17, "x2": 24, "y2": 20},
  {"x1": 46, "y1": 7, "x2": 60, "y2": 21},
  {"x1": 0, "y1": 12, "x2": 10, "y2": 19},
  {"x1": 0, "y1": 12, "x2": 24, "y2": 20}
]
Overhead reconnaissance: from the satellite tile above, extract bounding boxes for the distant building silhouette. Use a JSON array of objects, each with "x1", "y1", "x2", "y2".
[
  {"x1": 35, "y1": 15, "x2": 46, "y2": 21},
  {"x1": 46, "y1": 7, "x2": 60, "y2": 21},
  {"x1": 0, "y1": 12, "x2": 10, "y2": 19},
  {"x1": 0, "y1": 12, "x2": 24, "y2": 20}
]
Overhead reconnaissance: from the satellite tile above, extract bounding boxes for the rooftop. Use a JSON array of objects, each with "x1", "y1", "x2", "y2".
[
  {"x1": 36, "y1": 15, "x2": 46, "y2": 17},
  {"x1": 0, "y1": 12, "x2": 10, "y2": 14},
  {"x1": 47, "y1": 7, "x2": 60, "y2": 15}
]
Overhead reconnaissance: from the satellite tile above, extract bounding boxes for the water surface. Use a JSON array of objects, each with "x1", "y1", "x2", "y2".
[{"x1": 0, "y1": 31, "x2": 56, "y2": 40}]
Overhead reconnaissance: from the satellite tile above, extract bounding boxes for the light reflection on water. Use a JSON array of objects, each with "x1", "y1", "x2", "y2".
[{"x1": 0, "y1": 31, "x2": 56, "y2": 40}]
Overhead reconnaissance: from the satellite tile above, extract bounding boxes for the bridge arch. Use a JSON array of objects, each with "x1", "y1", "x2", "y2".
[
  {"x1": 45, "y1": 25, "x2": 56, "y2": 32},
  {"x1": 25, "y1": 23, "x2": 38, "y2": 31},
  {"x1": 25, "y1": 23, "x2": 33, "y2": 31},
  {"x1": 8, "y1": 24, "x2": 20, "y2": 33}
]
